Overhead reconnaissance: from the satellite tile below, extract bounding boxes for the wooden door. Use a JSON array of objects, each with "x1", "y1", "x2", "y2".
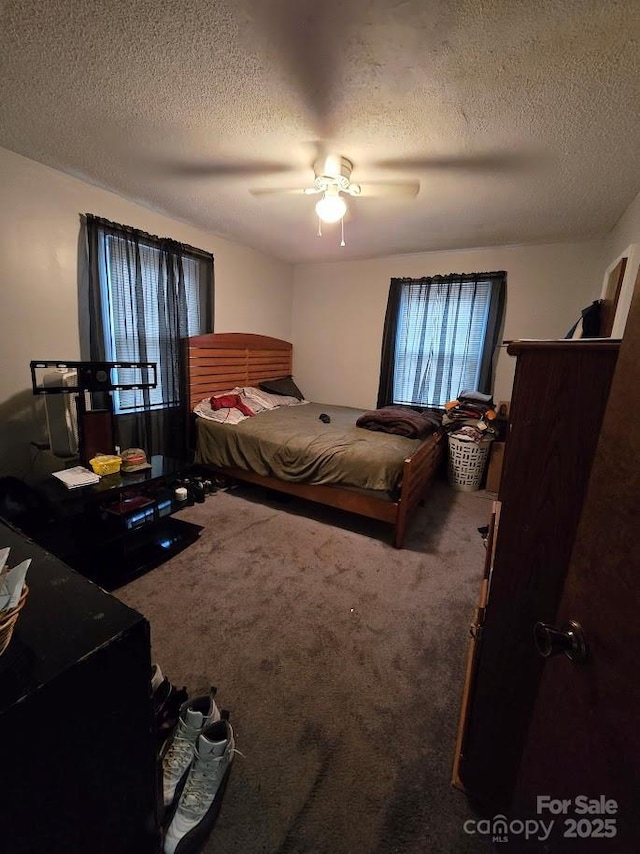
[{"x1": 512, "y1": 265, "x2": 640, "y2": 852}]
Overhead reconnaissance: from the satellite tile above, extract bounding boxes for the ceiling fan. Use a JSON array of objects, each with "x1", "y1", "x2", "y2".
[
  {"x1": 152, "y1": 3, "x2": 539, "y2": 248},
  {"x1": 249, "y1": 153, "x2": 420, "y2": 242}
]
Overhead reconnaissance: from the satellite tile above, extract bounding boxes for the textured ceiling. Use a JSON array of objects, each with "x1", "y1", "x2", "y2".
[{"x1": 1, "y1": 0, "x2": 640, "y2": 263}]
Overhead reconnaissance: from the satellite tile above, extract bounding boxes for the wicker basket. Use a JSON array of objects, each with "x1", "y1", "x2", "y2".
[
  {"x1": 0, "y1": 584, "x2": 29, "y2": 657},
  {"x1": 447, "y1": 436, "x2": 492, "y2": 492}
]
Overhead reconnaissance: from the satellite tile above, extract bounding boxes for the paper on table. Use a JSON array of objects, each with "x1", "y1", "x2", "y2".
[
  {"x1": 0, "y1": 558, "x2": 31, "y2": 612},
  {"x1": 52, "y1": 466, "x2": 100, "y2": 488}
]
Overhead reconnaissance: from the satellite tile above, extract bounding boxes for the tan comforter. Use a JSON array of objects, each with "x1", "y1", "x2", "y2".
[{"x1": 195, "y1": 403, "x2": 434, "y2": 494}]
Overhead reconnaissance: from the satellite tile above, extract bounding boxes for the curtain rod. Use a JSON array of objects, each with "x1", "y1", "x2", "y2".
[{"x1": 83, "y1": 213, "x2": 213, "y2": 261}]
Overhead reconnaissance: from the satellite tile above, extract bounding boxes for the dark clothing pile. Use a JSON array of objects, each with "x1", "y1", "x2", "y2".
[
  {"x1": 356, "y1": 405, "x2": 442, "y2": 439},
  {"x1": 442, "y1": 391, "x2": 498, "y2": 443}
]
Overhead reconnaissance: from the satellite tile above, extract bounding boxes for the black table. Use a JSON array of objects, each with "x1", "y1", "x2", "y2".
[
  {"x1": 34, "y1": 455, "x2": 202, "y2": 590},
  {"x1": 0, "y1": 519, "x2": 159, "y2": 853},
  {"x1": 45, "y1": 453, "x2": 183, "y2": 502}
]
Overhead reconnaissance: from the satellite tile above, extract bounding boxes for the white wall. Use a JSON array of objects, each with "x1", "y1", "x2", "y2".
[
  {"x1": 3, "y1": 143, "x2": 632, "y2": 479},
  {"x1": 598, "y1": 189, "x2": 640, "y2": 338},
  {"x1": 292, "y1": 241, "x2": 605, "y2": 410},
  {"x1": 0, "y1": 147, "x2": 293, "y2": 477}
]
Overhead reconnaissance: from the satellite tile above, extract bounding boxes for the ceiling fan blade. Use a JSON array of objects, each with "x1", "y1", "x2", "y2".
[
  {"x1": 374, "y1": 152, "x2": 539, "y2": 174},
  {"x1": 249, "y1": 186, "x2": 307, "y2": 197},
  {"x1": 243, "y1": 1, "x2": 357, "y2": 138},
  {"x1": 162, "y1": 160, "x2": 294, "y2": 179},
  {"x1": 356, "y1": 181, "x2": 420, "y2": 199}
]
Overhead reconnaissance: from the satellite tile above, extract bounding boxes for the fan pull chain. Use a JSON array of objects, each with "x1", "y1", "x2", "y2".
[{"x1": 316, "y1": 215, "x2": 346, "y2": 246}]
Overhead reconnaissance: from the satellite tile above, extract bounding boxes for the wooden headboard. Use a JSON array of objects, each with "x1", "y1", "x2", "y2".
[{"x1": 184, "y1": 332, "x2": 293, "y2": 411}]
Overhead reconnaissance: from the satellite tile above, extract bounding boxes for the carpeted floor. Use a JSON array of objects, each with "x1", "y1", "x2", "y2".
[{"x1": 116, "y1": 475, "x2": 498, "y2": 854}]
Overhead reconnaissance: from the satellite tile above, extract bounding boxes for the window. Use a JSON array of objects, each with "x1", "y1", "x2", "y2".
[
  {"x1": 100, "y1": 236, "x2": 206, "y2": 412},
  {"x1": 378, "y1": 272, "x2": 505, "y2": 410},
  {"x1": 85, "y1": 216, "x2": 213, "y2": 418}
]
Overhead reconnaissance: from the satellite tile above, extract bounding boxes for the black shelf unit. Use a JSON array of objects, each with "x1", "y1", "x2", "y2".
[{"x1": 32, "y1": 455, "x2": 202, "y2": 590}]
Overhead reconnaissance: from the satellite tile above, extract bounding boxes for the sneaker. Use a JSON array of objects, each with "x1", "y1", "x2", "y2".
[
  {"x1": 162, "y1": 689, "x2": 221, "y2": 810},
  {"x1": 163, "y1": 720, "x2": 235, "y2": 854},
  {"x1": 151, "y1": 665, "x2": 189, "y2": 756},
  {"x1": 151, "y1": 663, "x2": 164, "y2": 694}
]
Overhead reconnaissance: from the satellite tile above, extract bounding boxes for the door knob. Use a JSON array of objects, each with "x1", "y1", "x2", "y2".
[{"x1": 533, "y1": 620, "x2": 588, "y2": 663}]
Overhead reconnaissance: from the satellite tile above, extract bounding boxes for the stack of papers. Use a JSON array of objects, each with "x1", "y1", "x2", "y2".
[
  {"x1": 52, "y1": 466, "x2": 100, "y2": 489},
  {"x1": 0, "y1": 547, "x2": 30, "y2": 612}
]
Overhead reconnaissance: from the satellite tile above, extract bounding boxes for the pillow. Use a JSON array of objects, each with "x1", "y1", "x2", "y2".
[
  {"x1": 210, "y1": 392, "x2": 255, "y2": 417},
  {"x1": 241, "y1": 386, "x2": 304, "y2": 410},
  {"x1": 225, "y1": 386, "x2": 270, "y2": 413},
  {"x1": 193, "y1": 398, "x2": 249, "y2": 424},
  {"x1": 259, "y1": 376, "x2": 305, "y2": 401},
  {"x1": 215, "y1": 387, "x2": 262, "y2": 411}
]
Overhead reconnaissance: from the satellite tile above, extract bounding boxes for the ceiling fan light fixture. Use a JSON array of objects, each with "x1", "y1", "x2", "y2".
[{"x1": 315, "y1": 192, "x2": 347, "y2": 223}]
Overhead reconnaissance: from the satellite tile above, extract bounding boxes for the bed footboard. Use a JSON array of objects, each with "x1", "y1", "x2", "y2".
[
  {"x1": 393, "y1": 431, "x2": 445, "y2": 548},
  {"x1": 198, "y1": 431, "x2": 443, "y2": 550}
]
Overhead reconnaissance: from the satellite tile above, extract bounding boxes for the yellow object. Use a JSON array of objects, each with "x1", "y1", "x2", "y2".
[
  {"x1": 89, "y1": 454, "x2": 122, "y2": 476},
  {"x1": 445, "y1": 399, "x2": 459, "y2": 411}
]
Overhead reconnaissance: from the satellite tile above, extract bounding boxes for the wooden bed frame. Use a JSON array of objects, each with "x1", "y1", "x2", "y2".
[{"x1": 184, "y1": 332, "x2": 444, "y2": 548}]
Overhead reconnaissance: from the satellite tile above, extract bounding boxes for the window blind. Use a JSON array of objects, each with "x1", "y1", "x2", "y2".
[
  {"x1": 102, "y1": 235, "x2": 204, "y2": 412},
  {"x1": 393, "y1": 280, "x2": 492, "y2": 408}
]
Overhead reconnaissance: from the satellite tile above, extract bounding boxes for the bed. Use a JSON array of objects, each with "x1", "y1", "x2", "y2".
[{"x1": 184, "y1": 332, "x2": 444, "y2": 548}]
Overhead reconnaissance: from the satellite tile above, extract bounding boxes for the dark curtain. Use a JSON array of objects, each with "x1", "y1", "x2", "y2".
[
  {"x1": 377, "y1": 271, "x2": 506, "y2": 408},
  {"x1": 83, "y1": 214, "x2": 213, "y2": 461},
  {"x1": 376, "y1": 279, "x2": 403, "y2": 408},
  {"x1": 479, "y1": 273, "x2": 506, "y2": 389}
]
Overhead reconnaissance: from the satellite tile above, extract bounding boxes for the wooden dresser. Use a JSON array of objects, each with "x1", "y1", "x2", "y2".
[
  {"x1": 452, "y1": 339, "x2": 620, "y2": 808},
  {"x1": 0, "y1": 519, "x2": 159, "y2": 853}
]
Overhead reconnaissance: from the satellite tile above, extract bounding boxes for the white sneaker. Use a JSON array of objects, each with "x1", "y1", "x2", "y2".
[
  {"x1": 151, "y1": 663, "x2": 164, "y2": 693},
  {"x1": 163, "y1": 720, "x2": 235, "y2": 854},
  {"x1": 162, "y1": 689, "x2": 220, "y2": 809}
]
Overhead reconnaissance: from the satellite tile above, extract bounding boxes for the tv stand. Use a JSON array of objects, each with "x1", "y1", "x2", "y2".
[{"x1": 33, "y1": 455, "x2": 203, "y2": 590}]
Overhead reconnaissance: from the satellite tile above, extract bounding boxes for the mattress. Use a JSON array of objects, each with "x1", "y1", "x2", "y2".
[{"x1": 195, "y1": 402, "x2": 430, "y2": 494}]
